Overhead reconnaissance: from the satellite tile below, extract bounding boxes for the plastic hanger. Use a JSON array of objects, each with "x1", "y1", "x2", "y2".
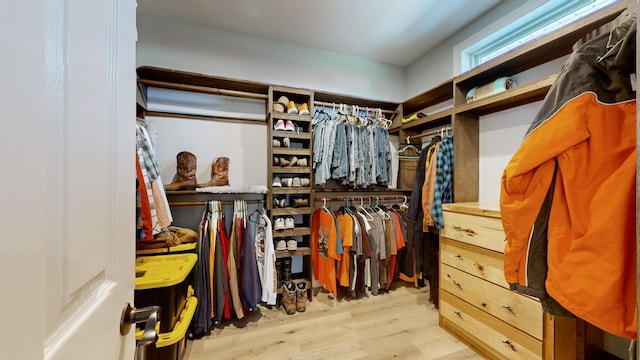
[
  {"x1": 394, "y1": 136, "x2": 421, "y2": 159},
  {"x1": 322, "y1": 197, "x2": 330, "y2": 213},
  {"x1": 373, "y1": 197, "x2": 391, "y2": 220},
  {"x1": 400, "y1": 195, "x2": 409, "y2": 210},
  {"x1": 357, "y1": 197, "x2": 374, "y2": 221}
]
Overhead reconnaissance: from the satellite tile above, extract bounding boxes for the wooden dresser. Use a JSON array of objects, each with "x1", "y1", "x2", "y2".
[{"x1": 438, "y1": 202, "x2": 543, "y2": 360}]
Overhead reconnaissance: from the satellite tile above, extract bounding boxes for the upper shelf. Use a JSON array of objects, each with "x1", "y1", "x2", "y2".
[
  {"x1": 455, "y1": 75, "x2": 557, "y2": 116},
  {"x1": 403, "y1": 79, "x2": 454, "y2": 116}
]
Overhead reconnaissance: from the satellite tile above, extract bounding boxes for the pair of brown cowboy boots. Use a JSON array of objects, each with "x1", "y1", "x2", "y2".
[
  {"x1": 281, "y1": 280, "x2": 308, "y2": 315},
  {"x1": 164, "y1": 151, "x2": 229, "y2": 191}
]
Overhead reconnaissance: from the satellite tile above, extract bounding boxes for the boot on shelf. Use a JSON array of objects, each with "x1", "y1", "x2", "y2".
[
  {"x1": 198, "y1": 157, "x2": 229, "y2": 187},
  {"x1": 164, "y1": 151, "x2": 197, "y2": 191}
]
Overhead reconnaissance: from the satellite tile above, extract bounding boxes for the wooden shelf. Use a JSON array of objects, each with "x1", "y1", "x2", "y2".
[
  {"x1": 272, "y1": 148, "x2": 311, "y2": 156},
  {"x1": 272, "y1": 187, "x2": 313, "y2": 195},
  {"x1": 403, "y1": 79, "x2": 454, "y2": 115},
  {"x1": 272, "y1": 227, "x2": 312, "y2": 237},
  {"x1": 275, "y1": 246, "x2": 312, "y2": 258},
  {"x1": 455, "y1": 75, "x2": 556, "y2": 116},
  {"x1": 402, "y1": 108, "x2": 453, "y2": 132},
  {"x1": 271, "y1": 85, "x2": 313, "y2": 96},
  {"x1": 272, "y1": 112, "x2": 312, "y2": 122},
  {"x1": 271, "y1": 207, "x2": 312, "y2": 216},
  {"x1": 272, "y1": 167, "x2": 311, "y2": 174},
  {"x1": 271, "y1": 130, "x2": 311, "y2": 140}
]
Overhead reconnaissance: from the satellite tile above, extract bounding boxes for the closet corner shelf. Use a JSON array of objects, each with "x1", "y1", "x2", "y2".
[
  {"x1": 275, "y1": 247, "x2": 312, "y2": 258},
  {"x1": 401, "y1": 108, "x2": 453, "y2": 132},
  {"x1": 403, "y1": 79, "x2": 454, "y2": 116},
  {"x1": 455, "y1": 74, "x2": 557, "y2": 116},
  {"x1": 271, "y1": 85, "x2": 313, "y2": 96}
]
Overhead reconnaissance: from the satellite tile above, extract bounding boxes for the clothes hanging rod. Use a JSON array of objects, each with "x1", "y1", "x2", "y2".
[
  {"x1": 144, "y1": 111, "x2": 267, "y2": 125},
  {"x1": 312, "y1": 100, "x2": 396, "y2": 115},
  {"x1": 138, "y1": 79, "x2": 269, "y2": 100},
  {"x1": 314, "y1": 195, "x2": 408, "y2": 203},
  {"x1": 169, "y1": 200, "x2": 264, "y2": 207},
  {"x1": 408, "y1": 126, "x2": 451, "y2": 141}
]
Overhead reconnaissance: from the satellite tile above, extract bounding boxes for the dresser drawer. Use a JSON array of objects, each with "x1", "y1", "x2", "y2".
[
  {"x1": 441, "y1": 264, "x2": 542, "y2": 340},
  {"x1": 440, "y1": 237, "x2": 508, "y2": 289},
  {"x1": 440, "y1": 292, "x2": 542, "y2": 360},
  {"x1": 441, "y1": 210, "x2": 506, "y2": 253}
]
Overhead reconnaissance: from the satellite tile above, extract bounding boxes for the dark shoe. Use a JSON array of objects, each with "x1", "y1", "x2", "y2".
[
  {"x1": 282, "y1": 281, "x2": 297, "y2": 315},
  {"x1": 282, "y1": 257, "x2": 292, "y2": 283},
  {"x1": 296, "y1": 282, "x2": 307, "y2": 312},
  {"x1": 275, "y1": 259, "x2": 283, "y2": 288}
]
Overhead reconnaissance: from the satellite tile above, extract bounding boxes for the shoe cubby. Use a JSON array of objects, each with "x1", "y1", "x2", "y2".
[{"x1": 267, "y1": 85, "x2": 314, "y2": 302}]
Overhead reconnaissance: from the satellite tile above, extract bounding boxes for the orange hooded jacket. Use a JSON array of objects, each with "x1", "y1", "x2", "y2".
[{"x1": 500, "y1": 17, "x2": 636, "y2": 339}]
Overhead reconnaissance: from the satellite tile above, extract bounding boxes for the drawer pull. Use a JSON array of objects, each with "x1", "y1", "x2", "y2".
[
  {"x1": 502, "y1": 305, "x2": 515, "y2": 314},
  {"x1": 454, "y1": 311, "x2": 463, "y2": 319},
  {"x1": 502, "y1": 340, "x2": 517, "y2": 352},
  {"x1": 454, "y1": 254, "x2": 464, "y2": 260},
  {"x1": 453, "y1": 280, "x2": 463, "y2": 290}
]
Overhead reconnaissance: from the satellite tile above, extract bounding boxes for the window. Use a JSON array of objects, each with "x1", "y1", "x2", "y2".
[{"x1": 460, "y1": 0, "x2": 619, "y2": 73}]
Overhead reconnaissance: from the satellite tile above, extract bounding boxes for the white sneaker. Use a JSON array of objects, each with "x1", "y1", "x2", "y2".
[
  {"x1": 284, "y1": 217, "x2": 295, "y2": 230},
  {"x1": 284, "y1": 120, "x2": 296, "y2": 131},
  {"x1": 274, "y1": 218, "x2": 285, "y2": 231},
  {"x1": 287, "y1": 239, "x2": 298, "y2": 250},
  {"x1": 276, "y1": 239, "x2": 287, "y2": 251}
]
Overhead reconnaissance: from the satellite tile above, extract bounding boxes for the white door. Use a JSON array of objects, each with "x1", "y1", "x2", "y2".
[{"x1": 0, "y1": 1, "x2": 137, "y2": 359}]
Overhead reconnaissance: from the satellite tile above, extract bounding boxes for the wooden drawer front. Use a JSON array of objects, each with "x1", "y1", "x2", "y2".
[
  {"x1": 440, "y1": 292, "x2": 542, "y2": 360},
  {"x1": 440, "y1": 237, "x2": 509, "y2": 289},
  {"x1": 441, "y1": 264, "x2": 542, "y2": 340},
  {"x1": 441, "y1": 211, "x2": 505, "y2": 253}
]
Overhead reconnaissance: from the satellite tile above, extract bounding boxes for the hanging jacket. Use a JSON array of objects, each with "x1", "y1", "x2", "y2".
[{"x1": 500, "y1": 16, "x2": 637, "y2": 339}]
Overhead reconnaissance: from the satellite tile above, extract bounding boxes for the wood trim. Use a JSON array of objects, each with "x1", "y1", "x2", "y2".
[
  {"x1": 452, "y1": 113, "x2": 479, "y2": 202},
  {"x1": 145, "y1": 111, "x2": 266, "y2": 125},
  {"x1": 401, "y1": 108, "x2": 453, "y2": 133},
  {"x1": 138, "y1": 79, "x2": 268, "y2": 100}
]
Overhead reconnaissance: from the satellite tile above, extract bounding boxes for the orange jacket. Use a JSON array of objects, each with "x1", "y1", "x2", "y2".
[{"x1": 501, "y1": 17, "x2": 636, "y2": 339}]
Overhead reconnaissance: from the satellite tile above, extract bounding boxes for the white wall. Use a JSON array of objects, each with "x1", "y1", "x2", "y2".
[{"x1": 137, "y1": 14, "x2": 406, "y2": 102}]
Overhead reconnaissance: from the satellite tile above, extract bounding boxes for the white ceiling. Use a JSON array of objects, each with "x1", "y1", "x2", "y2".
[{"x1": 137, "y1": 0, "x2": 503, "y2": 67}]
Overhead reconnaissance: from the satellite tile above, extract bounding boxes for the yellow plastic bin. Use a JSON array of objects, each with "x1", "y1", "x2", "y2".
[
  {"x1": 136, "y1": 295, "x2": 198, "y2": 360},
  {"x1": 135, "y1": 253, "x2": 197, "y2": 333}
]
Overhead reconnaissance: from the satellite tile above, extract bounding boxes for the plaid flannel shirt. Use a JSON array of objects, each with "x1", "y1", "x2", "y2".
[{"x1": 432, "y1": 136, "x2": 453, "y2": 229}]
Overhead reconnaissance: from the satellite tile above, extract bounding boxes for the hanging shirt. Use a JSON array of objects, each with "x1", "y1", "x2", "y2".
[
  {"x1": 254, "y1": 214, "x2": 277, "y2": 305},
  {"x1": 311, "y1": 208, "x2": 340, "y2": 297},
  {"x1": 432, "y1": 136, "x2": 453, "y2": 229}
]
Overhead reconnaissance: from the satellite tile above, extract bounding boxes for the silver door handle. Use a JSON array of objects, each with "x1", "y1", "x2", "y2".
[{"x1": 120, "y1": 303, "x2": 160, "y2": 347}]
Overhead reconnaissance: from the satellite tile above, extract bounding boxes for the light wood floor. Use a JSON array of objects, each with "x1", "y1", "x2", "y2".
[{"x1": 184, "y1": 283, "x2": 484, "y2": 360}]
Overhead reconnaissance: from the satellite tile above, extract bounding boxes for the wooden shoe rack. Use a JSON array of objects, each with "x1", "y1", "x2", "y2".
[{"x1": 267, "y1": 85, "x2": 314, "y2": 300}]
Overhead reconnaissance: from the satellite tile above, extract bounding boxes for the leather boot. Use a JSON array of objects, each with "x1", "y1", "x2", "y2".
[
  {"x1": 281, "y1": 281, "x2": 296, "y2": 315},
  {"x1": 198, "y1": 157, "x2": 229, "y2": 187},
  {"x1": 275, "y1": 259, "x2": 283, "y2": 288},
  {"x1": 164, "y1": 151, "x2": 197, "y2": 191},
  {"x1": 296, "y1": 281, "x2": 307, "y2": 312}
]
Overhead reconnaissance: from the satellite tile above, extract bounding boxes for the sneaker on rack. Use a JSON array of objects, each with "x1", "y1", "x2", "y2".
[
  {"x1": 300, "y1": 178, "x2": 310, "y2": 187},
  {"x1": 274, "y1": 119, "x2": 286, "y2": 131},
  {"x1": 283, "y1": 137, "x2": 290, "y2": 148},
  {"x1": 287, "y1": 101, "x2": 298, "y2": 114},
  {"x1": 284, "y1": 120, "x2": 296, "y2": 131},
  {"x1": 273, "y1": 103, "x2": 285, "y2": 113},
  {"x1": 272, "y1": 138, "x2": 281, "y2": 147},
  {"x1": 297, "y1": 103, "x2": 309, "y2": 115},
  {"x1": 292, "y1": 177, "x2": 301, "y2": 187},
  {"x1": 284, "y1": 217, "x2": 295, "y2": 229},
  {"x1": 276, "y1": 239, "x2": 287, "y2": 251},
  {"x1": 274, "y1": 217, "x2": 285, "y2": 231},
  {"x1": 288, "y1": 156, "x2": 298, "y2": 167},
  {"x1": 287, "y1": 238, "x2": 298, "y2": 251},
  {"x1": 296, "y1": 158, "x2": 307, "y2": 167},
  {"x1": 272, "y1": 176, "x2": 282, "y2": 187},
  {"x1": 277, "y1": 96, "x2": 289, "y2": 107}
]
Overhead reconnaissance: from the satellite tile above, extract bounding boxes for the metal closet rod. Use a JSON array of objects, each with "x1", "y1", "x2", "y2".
[
  {"x1": 314, "y1": 195, "x2": 408, "y2": 203},
  {"x1": 312, "y1": 100, "x2": 396, "y2": 115},
  {"x1": 169, "y1": 199, "x2": 264, "y2": 207}
]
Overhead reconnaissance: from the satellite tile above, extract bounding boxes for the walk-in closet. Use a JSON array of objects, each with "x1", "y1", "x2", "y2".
[{"x1": 4, "y1": 1, "x2": 638, "y2": 359}]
